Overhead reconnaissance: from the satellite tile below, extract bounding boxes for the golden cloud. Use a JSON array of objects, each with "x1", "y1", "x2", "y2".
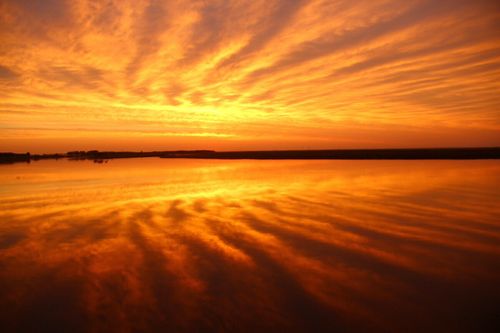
[{"x1": 1, "y1": 0, "x2": 499, "y2": 151}]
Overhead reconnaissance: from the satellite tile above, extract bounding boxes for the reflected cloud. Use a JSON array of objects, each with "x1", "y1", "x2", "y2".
[{"x1": 0, "y1": 159, "x2": 499, "y2": 331}]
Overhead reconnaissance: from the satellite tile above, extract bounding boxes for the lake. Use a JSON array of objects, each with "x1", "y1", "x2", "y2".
[{"x1": 0, "y1": 159, "x2": 499, "y2": 332}]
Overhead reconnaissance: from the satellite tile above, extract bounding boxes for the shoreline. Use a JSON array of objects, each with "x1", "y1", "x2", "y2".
[{"x1": 1, "y1": 147, "x2": 499, "y2": 164}]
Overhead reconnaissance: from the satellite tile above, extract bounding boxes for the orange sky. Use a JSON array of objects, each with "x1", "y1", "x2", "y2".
[{"x1": 1, "y1": 0, "x2": 499, "y2": 153}]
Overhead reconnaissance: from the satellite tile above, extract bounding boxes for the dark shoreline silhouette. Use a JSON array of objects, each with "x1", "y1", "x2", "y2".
[{"x1": 1, "y1": 147, "x2": 499, "y2": 164}]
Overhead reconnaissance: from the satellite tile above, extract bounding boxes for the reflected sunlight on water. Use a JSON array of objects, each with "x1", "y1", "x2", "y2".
[{"x1": 0, "y1": 159, "x2": 499, "y2": 332}]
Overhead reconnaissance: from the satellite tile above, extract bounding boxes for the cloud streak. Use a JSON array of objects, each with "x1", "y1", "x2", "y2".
[{"x1": 0, "y1": 0, "x2": 499, "y2": 151}]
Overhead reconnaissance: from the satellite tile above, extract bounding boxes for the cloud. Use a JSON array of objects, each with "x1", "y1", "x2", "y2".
[
  {"x1": 0, "y1": 65, "x2": 18, "y2": 80},
  {"x1": 0, "y1": 0, "x2": 499, "y2": 150},
  {"x1": 242, "y1": 0, "x2": 474, "y2": 84},
  {"x1": 10, "y1": 0, "x2": 71, "y2": 24},
  {"x1": 125, "y1": 0, "x2": 171, "y2": 78},
  {"x1": 215, "y1": 0, "x2": 308, "y2": 70},
  {"x1": 38, "y1": 65, "x2": 105, "y2": 90}
]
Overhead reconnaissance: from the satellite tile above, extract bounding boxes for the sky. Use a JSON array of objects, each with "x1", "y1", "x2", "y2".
[{"x1": 0, "y1": 0, "x2": 499, "y2": 153}]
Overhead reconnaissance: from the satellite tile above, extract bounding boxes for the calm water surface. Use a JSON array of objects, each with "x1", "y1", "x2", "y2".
[{"x1": 0, "y1": 159, "x2": 499, "y2": 332}]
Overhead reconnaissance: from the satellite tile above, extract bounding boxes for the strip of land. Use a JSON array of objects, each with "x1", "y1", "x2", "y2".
[{"x1": 1, "y1": 147, "x2": 499, "y2": 164}]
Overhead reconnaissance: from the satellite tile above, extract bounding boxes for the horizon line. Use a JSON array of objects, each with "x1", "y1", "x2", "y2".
[{"x1": 3, "y1": 146, "x2": 500, "y2": 155}]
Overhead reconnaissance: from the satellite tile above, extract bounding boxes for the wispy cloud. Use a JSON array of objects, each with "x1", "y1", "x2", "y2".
[{"x1": 0, "y1": 0, "x2": 499, "y2": 151}]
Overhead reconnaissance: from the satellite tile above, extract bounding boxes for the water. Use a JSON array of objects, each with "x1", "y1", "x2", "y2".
[{"x1": 1, "y1": 158, "x2": 499, "y2": 332}]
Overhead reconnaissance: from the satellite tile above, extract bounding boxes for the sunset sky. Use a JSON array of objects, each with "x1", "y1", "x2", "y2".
[{"x1": 1, "y1": 0, "x2": 499, "y2": 153}]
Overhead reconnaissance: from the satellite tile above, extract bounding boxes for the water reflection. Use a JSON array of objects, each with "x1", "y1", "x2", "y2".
[{"x1": 0, "y1": 159, "x2": 499, "y2": 332}]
